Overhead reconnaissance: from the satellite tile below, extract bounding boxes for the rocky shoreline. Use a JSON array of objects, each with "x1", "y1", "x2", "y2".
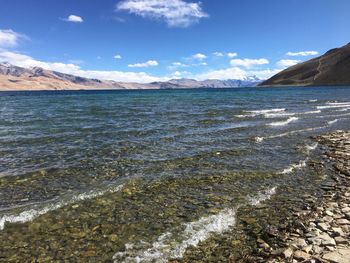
[{"x1": 255, "y1": 131, "x2": 350, "y2": 263}]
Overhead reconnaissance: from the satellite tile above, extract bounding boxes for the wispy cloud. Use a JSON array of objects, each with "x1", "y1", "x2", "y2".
[
  {"x1": 114, "y1": 54, "x2": 122, "y2": 59},
  {"x1": 64, "y1": 15, "x2": 84, "y2": 23},
  {"x1": 286, "y1": 51, "x2": 318, "y2": 57},
  {"x1": 227, "y1": 52, "x2": 238, "y2": 58},
  {"x1": 0, "y1": 29, "x2": 26, "y2": 47},
  {"x1": 192, "y1": 53, "x2": 207, "y2": 60},
  {"x1": 277, "y1": 59, "x2": 300, "y2": 68},
  {"x1": 230, "y1": 58, "x2": 269, "y2": 69},
  {"x1": 116, "y1": 0, "x2": 208, "y2": 27},
  {"x1": 128, "y1": 60, "x2": 159, "y2": 68},
  {"x1": 213, "y1": 52, "x2": 224, "y2": 57},
  {"x1": 0, "y1": 51, "x2": 166, "y2": 83}
]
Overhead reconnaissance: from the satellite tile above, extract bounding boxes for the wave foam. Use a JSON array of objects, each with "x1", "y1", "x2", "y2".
[
  {"x1": 113, "y1": 186, "x2": 278, "y2": 262},
  {"x1": 305, "y1": 142, "x2": 318, "y2": 152},
  {"x1": 113, "y1": 208, "x2": 236, "y2": 262},
  {"x1": 268, "y1": 117, "x2": 299, "y2": 127},
  {"x1": 0, "y1": 184, "x2": 124, "y2": 231},
  {"x1": 328, "y1": 119, "x2": 338, "y2": 125},
  {"x1": 280, "y1": 160, "x2": 307, "y2": 174},
  {"x1": 248, "y1": 187, "x2": 277, "y2": 206},
  {"x1": 317, "y1": 104, "x2": 350, "y2": 109},
  {"x1": 301, "y1": 110, "x2": 321, "y2": 114},
  {"x1": 236, "y1": 108, "x2": 286, "y2": 118},
  {"x1": 263, "y1": 112, "x2": 295, "y2": 118}
]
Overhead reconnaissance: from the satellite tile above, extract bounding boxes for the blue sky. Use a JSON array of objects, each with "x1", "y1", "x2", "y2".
[{"x1": 0, "y1": 0, "x2": 349, "y2": 82}]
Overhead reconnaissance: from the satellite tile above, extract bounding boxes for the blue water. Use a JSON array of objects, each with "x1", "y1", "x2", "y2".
[{"x1": 0, "y1": 86, "x2": 350, "y2": 261}]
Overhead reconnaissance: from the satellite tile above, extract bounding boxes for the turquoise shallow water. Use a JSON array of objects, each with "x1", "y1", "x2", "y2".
[{"x1": 0, "y1": 86, "x2": 350, "y2": 261}]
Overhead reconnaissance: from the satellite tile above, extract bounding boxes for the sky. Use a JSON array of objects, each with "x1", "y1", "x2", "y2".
[{"x1": 0, "y1": 0, "x2": 349, "y2": 82}]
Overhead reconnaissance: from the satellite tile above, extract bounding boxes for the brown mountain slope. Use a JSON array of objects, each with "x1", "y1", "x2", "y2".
[{"x1": 260, "y1": 43, "x2": 350, "y2": 87}]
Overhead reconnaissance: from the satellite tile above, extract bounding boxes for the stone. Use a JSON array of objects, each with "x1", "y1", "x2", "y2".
[
  {"x1": 317, "y1": 222, "x2": 330, "y2": 232},
  {"x1": 283, "y1": 248, "x2": 293, "y2": 258},
  {"x1": 323, "y1": 248, "x2": 350, "y2": 263},
  {"x1": 334, "y1": 236, "x2": 348, "y2": 245},
  {"x1": 341, "y1": 207, "x2": 350, "y2": 213},
  {"x1": 302, "y1": 245, "x2": 313, "y2": 254},
  {"x1": 318, "y1": 232, "x2": 336, "y2": 246},
  {"x1": 293, "y1": 250, "x2": 310, "y2": 260},
  {"x1": 325, "y1": 210, "x2": 334, "y2": 216},
  {"x1": 336, "y1": 219, "x2": 350, "y2": 225},
  {"x1": 292, "y1": 238, "x2": 308, "y2": 248},
  {"x1": 312, "y1": 245, "x2": 323, "y2": 254},
  {"x1": 332, "y1": 227, "x2": 344, "y2": 236}
]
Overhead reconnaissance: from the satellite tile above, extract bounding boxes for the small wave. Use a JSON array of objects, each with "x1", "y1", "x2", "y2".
[
  {"x1": 268, "y1": 117, "x2": 299, "y2": 127},
  {"x1": 305, "y1": 142, "x2": 318, "y2": 152},
  {"x1": 316, "y1": 112, "x2": 350, "y2": 118},
  {"x1": 326, "y1": 101, "x2": 350, "y2": 105},
  {"x1": 308, "y1": 99, "x2": 318, "y2": 103},
  {"x1": 300, "y1": 110, "x2": 321, "y2": 114},
  {"x1": 248, "y1": 187, "x2": 277, "y2": 206},
  {"x1": 266, "y1": 125, "x2": 328, "y2": 140},
  {"x1": 327, "y1": 119, "x2": 338, "y2": 125},
  {"x1": 280, "y1": 160, "x2": 307, "y2": 174},
  {"x1": 113, "y1": 186, "x2": 278, "y2": 262},
  {"x1": 253, "y1": 136, "x2": 264, "y2": 143},
  {"x1": 0, "y1": 184, "x2": 124, "y2": 231},
  {"x1": 317, "y1": 104, "x2": 350, "y2": 109},
  {"x1": 263, "y1": 112, "x2": 295, "y2": 118},
  {"x1": 248, "y1": 108, "x2": 286, "y2": 114},
  {"x1": 113, "y1": 208, "x2": 236, "y2": 262},
  {"x1": 235, "y1": 108, "x2": 286, "y2": 118},
  {"x1": 336, "y1": 107, "x2": 350, "y2": 112}
]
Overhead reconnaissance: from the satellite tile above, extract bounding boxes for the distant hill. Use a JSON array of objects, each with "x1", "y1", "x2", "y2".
[
  {"x1": 260, "y1": 43, "x2": 350, "y2": 87},
  {"x1": 0, "y1": 63, "x2": 261, "y2": 91}
]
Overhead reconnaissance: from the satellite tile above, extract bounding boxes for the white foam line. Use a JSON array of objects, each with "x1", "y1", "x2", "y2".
[
  {"x1": 236, "y1": 108, "x2": 286, "y2": 118},
  {"x1": 113, "y1": 186, "x2": 277, "y2": 262},
  {"x1": 336, "y1": 107, "x2": 350, "y2": 112},
  {"x1": 327, "y1": 119, "x2": 338, "y2": 125},
  {"x1": 280, "y1": 159, "x2": 307, "y2": 175},
  {"x1": 248, "y1": 108, "x2": 286, "y2": 114},
  {"x1": 305, "y1": 142, "x2": 318, "y2": 152},
  {"x1": 316, "y1": 112, "x2": 350, "y2": 118},
  {"x1": 317, "y1": 104, "x2": 350, "y2": 109},
  {"x1": 113, "y1": 209, "x2": 236, "y2": 263},
  {"x1": 256, "y1": 125, "x2": 328, "y2": 142},
  {"x1": 326, "y1": 102, "x2": 350, "y2": 105},
  {"x1": 248, "y1": 187, "x2": 277, "y2": 206},
  {"x1": 301, "y1": 110, "x2": 321, "y2": 114},
  {"x1": 308, "y1": 99, "x2": 318, "y2": 103},
  {"x1": 263, "y1": 112, "x2": 295, "y2": 118},
  {"x1": 0, "y1": 184, "x2": 124, "y2": 231},
  {"x1": 268, "y1": 117, "x2": 299, "y2": 127}
]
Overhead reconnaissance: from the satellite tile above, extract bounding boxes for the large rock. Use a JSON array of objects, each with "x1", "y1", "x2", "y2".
[{"x1": 323, "y1": 248, "x2": 350, "y2": 263}]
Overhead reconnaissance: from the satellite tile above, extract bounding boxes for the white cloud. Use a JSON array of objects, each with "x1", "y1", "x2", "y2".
[
  {"x1": 192, "y1": 53, "x2": 207, "y2": 60},
  {"x1": 247, "y1": 69, "x2": 282, "y2": 80},
  {"x1": 64, "y1": 15, "x2": 84, "y2": 23},
  {"x1": 114, "y1": 54, "x2": 122, "y2": 59},
  {"x1": 168, "y1": 61, "x2": 189, "y2": 69},
  {"x1": 277, "y1": 59, "x2": 300, "y2": 68},
  {"x1": 128, "y1": 60, "x2": 159, "y2": 68},
  {"x1": 116, "y1": 0, "x2": 208, "y2": 27},
  {"x1": 0, "y1": 51, "x2": 166, "y2": 83},
  {"x1": 0, "y1": 29, "x2": 25, "y2": 47},
  {"x1": 227, "y1": 52, "x2": 238, "y2": 58},
  {"x1": 286, "y1": 51, "x2": 318, "y2": 57},
  {"x1": 213, "y1": 52, "x2": 224, "y2": 57},
  {"x1": 230, "y1": 58, "x2": 269, "y2": 68}
]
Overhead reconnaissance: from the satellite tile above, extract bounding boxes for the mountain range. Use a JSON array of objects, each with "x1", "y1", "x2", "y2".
[
  {"x1": 0, "y1": 63, "x2": 261, "y2": 91},
  {"x1": 260, "y1": 43, "x2": 350, "y2": 86}
]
